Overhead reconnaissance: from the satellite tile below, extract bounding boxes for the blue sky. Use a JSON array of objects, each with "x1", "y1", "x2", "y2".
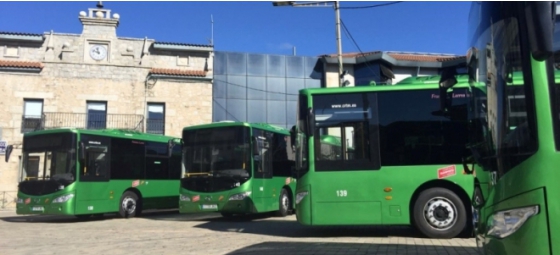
[{"x1": 0, "y1": 1, "x2": 471, "y2": 57}]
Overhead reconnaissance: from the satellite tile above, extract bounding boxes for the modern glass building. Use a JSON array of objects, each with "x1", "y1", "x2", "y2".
[{"x1": 213, "y1": 51, "x2": 323, "y2": 129}]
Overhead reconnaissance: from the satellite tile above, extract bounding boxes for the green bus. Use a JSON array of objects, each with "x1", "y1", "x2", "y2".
[
  {"x1": 291, "y1": 75, "x2": 475, "y2": 238},
  {"x1": 452, "y1": 2, "x2": 560, "y2": 254},
  {"x1": 179, "y1": 121, "x2": 296, "y2": 217},
  {"x1": 7, "y1": 128, "x2": 181, "y2": 219}
]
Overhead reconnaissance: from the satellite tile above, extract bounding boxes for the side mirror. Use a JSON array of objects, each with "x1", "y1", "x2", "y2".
[
  {"x1": 79, "y1": 142, "x2": 86, "y2": 162},
  {"x1": 167, "y1": 139, "x2": 175, "y2": 158},
  {"x1": 438, "y1": 68, "x2": 458, "y2": 113},
  {"x1": 252, "y1": 136, "x2": 260, "y2": 156},
  {"x1": 4, "y1": 145, "x2": 13, "y2": 163},
  {"x1": 289, "y1": 125, "x2": 296, "y2": 149},
  {"x1": 526, "y1": 1, "x2": 555, "y2": 61},
  {"x1": 306, "y1": 107, "x2": 315, "y2": 137}
]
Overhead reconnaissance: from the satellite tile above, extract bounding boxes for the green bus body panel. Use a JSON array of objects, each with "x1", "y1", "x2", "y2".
[
  {"x1": 296, "y1": 78, "x2": 474, "y2": 226},
  {"x1": 180, "y1": 121, "x2": 296, "y2": 215},
  {"x1": 296, "y1": 165, "x2": 473, "y2": 225},
  {"x1": 16, "y1": 128, "x2": 180, "y2": 216},
  {"x1": 474, "y1": 59, "x2": 560, "y2": 254}
]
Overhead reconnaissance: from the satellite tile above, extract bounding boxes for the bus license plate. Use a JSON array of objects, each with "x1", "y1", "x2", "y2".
[
  {"x1": 31, "y1": 206, "x2": 44, "y2": 211},
  {"x1": 202, "y1": 204, "x2": 217, "y2": 210}
]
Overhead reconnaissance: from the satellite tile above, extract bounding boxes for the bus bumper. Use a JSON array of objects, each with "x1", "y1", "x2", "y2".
[{"x1": 179, "y1": 198, "x2": 256, "y2": 214}]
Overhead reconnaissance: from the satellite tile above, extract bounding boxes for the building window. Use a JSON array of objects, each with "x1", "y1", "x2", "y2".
[
  {"x1": 147, "y1": 103, "x2": 165, "y2": 135},
  {"x1": 22, "y1": 99, "x2": 43, "y2": 133},
  {"x1": 87, "y1": 101, "x2": 107, "y2": 129}
]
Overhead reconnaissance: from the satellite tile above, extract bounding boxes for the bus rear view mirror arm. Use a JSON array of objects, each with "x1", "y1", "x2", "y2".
[{"x1": 4, "y1": 145, "x2": 13, "y2": 163}]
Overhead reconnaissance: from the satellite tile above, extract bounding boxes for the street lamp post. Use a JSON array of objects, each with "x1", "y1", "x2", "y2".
[{"x1": 273, "y1": 1, "x2": 344, "y2": 87}]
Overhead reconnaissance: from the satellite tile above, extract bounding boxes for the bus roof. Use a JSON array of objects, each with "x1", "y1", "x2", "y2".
[
  {"x1": 23, "y1": 128, "x2": 177, "y2": 143},
  {"x1": 300, "y1": 74, "x2": 470, "y2": 95},
  {"x1": 183, "y1": 121, "x2": 290, "y2": 135}
]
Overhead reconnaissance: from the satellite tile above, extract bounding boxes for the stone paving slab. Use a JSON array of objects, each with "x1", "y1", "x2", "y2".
[{"x1": 0, "y1": 210, "x2": 477, "y2": 255}]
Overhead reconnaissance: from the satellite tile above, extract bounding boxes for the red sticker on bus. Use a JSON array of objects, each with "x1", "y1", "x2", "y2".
[
  {"x1": 192, "y1": 195, "x2": 200, "y2": 202},
  {"x1": 438, "y1": 165, "x2": 456, "y2": 179},
  {"x1": 25, "y1": 198, "x2": 31, "y2": 205},
  {"x1": 131, "y1": 180, "x2": 140, "y2": 187}
]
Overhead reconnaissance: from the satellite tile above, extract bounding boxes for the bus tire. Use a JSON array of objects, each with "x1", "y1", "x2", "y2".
[
  {"x1": 413, "y1": 187, "x2": 466, "y2": 238},
  {"x1": 119, "y1": 191, "x2": 141, "y2": 218},
  {"x1": 276, "y1": 188, "x2": 290, "y2": 217}
]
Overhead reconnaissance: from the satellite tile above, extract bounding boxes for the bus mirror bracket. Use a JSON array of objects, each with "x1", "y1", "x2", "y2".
[
  {"x1": 4, "y1": 145, "x2": 13, "y2": 163},
  {"x1": 79, "y1": 142, "x2": 86, "y2": 162},
  {"x1": 167, "y1": 139, "x2": 175, "y2": 157},
  {"x1": 289, "y1": 125, "x2": 296, "y2": 149},
  {"x1": 438, "y1": 68, "x2": 458, "y2": 113},
  {"x1": 252, "y1": 136, "x2": 260, "y2": 156},
  {"x1": 526, "y1": 1, "x2": 555, "y2": 61},
  {"x1": 307, "y1": 107, "x2": 315, "y2": 137}
]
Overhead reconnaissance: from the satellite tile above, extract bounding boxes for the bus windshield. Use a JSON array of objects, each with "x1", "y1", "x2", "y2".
[
  {"x1": 552, "y1": 7, "x2": 560, "y2": 150},
  {"x1": 21, "y1": 133, "x2": 76, "y2": 185},
  {"x1": 183, "y1": 126, "x2": 251, "y2": 178}
]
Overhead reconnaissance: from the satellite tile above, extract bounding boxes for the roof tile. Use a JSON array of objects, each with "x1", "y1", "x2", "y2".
[
  {"x1": 0, "y1": 60, "x2": 44, "y2": 69},
  {"x1": 154, "y1": 42, "x2": 213, "y2": 48},
  {"x1": 149, "y1": 68, "x2": 207, "y2": 77},
  {"x1": 388, "y1": 53, "x2": 465, "y2": 62},
  {"x1": 0, "y1": 31, "x2": 43, "y2": 37}
]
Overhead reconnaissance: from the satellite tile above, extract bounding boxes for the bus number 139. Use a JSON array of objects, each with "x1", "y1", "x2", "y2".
[{"x1": 336, "y1": 190, "x2": 348, "y2": 197}]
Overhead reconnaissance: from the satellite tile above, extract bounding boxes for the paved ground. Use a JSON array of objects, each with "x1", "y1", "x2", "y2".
[{"x1": 0, "y1": 210, "x2": 477, "y2": 255}]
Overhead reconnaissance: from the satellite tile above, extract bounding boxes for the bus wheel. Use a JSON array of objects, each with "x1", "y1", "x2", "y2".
[
  {"x1": 119, "y1": 191, "x2": 141, "y2": 218},
  {"x1": 413, "y1": 187, "x2": 466, "y2": 238},
  {"x1": 276, "y1": 188, "x2": 290, "y2": 217}
]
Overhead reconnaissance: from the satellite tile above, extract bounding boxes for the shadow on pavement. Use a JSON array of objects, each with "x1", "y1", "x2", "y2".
[
  {"x1": 0, "y1": 209, "x2": 186, "y2": 223},
  {"x1": 193, "y1": 216, "x2": 430, "y2": 239},
  {"x1": 226, "y1": 241, "x2": 478, "y2": 255}
]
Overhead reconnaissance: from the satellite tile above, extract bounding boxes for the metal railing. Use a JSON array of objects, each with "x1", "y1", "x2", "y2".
[
  {"x1": 146, "y1": 119, "x2": 165, "y2": 135},
  {"x1": 21, "y1": 113, "x2": 145, "y2": 133},
  {"x1": 1, "y1": 191, "x2": 17, "y2": 209}
]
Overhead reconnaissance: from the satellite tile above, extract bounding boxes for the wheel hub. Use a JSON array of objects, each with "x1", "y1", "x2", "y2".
[
  {"x1": 122, "y1": 197, "x2": 136, "y2": 214},
  {"x1": 423, "y1": 196, "x2": 457, "y2": 231}
]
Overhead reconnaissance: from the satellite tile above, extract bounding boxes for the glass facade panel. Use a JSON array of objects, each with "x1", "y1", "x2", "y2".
[
  {"x1": 247, "y1": 54, "x2": 266, "y2": 76},
  {"x1": 287, "y1": 78, "x2": 305, "y2": 101},
  {"x1": 267, "y1": 101, "x2": 286, "y2": 125},
  {"x1": 226, "y1": 99, "x2": 246, "y2": 121},
  {"x1": 213, "y1": 52, "x2": 322, "y2": 129},
  {"x1": 227, "y1": 75, "x2": 247, "y2": 99},
  {"x1": 226, "y1": 52, "x2": 247, "y2": 75},
  {"x1": 287, "y1": 56, "x2": 305, "y2": 78},
  {"x1": 267, "y1": 77, "x2": 286, "y2": 101},
  {"x1": 247, "y1": 100, "x2": 267, "y2": 123},
  {"x1": 213, "y1": 75, "x2": 227, "y2": 99},
  {"x1": 214, "y1": 52, "x2": 227, "y2": 75},
  {"x1": 247, "y1": 76, "x2": 266, "y2": 100},
  {"x1": 213, "y1": 98, "x2": 226, "y2": 121},
  {"x1": 267, "y1": 55, "x2": 286, "y2": 77}
]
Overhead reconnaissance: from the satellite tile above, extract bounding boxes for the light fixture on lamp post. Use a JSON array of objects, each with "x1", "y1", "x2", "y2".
[{"x1": 273, "y1": 1, "x2": 344, "y2": 87}]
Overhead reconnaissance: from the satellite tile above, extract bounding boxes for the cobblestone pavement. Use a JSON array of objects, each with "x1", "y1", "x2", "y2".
[{"x1": 0, "y1": 210, "x2": 477, "y2": 255}]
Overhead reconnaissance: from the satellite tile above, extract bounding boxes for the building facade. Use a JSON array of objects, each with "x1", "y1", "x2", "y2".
[{"x1": 0, "y1": 5, "x2": 213, "y2": 206}]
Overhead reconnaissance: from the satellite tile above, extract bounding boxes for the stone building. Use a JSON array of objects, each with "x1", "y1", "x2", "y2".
[{"x1": 0, "y1": 4, "x2": 213, "y2": 205}]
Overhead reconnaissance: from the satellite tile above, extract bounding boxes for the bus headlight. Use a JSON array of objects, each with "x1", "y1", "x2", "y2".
[
  {"x1": 296, "y1": 191, "x2": 308, "y2": 204},
  {"x1": 486, "y1": 205, "x2": 539, "y2": 239},
  {"x1": 52, "y1": 194, "x2": 74, "y2": 203},
  {"x1": 229, "y1": 191, "x2": 251, "y2": 201},
  {"x1": 180, "y1": 194, "x2": 191, "y2": 202},
  {"x1": 16, "y1": 198, "x2": 23, "y2": 204}
]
